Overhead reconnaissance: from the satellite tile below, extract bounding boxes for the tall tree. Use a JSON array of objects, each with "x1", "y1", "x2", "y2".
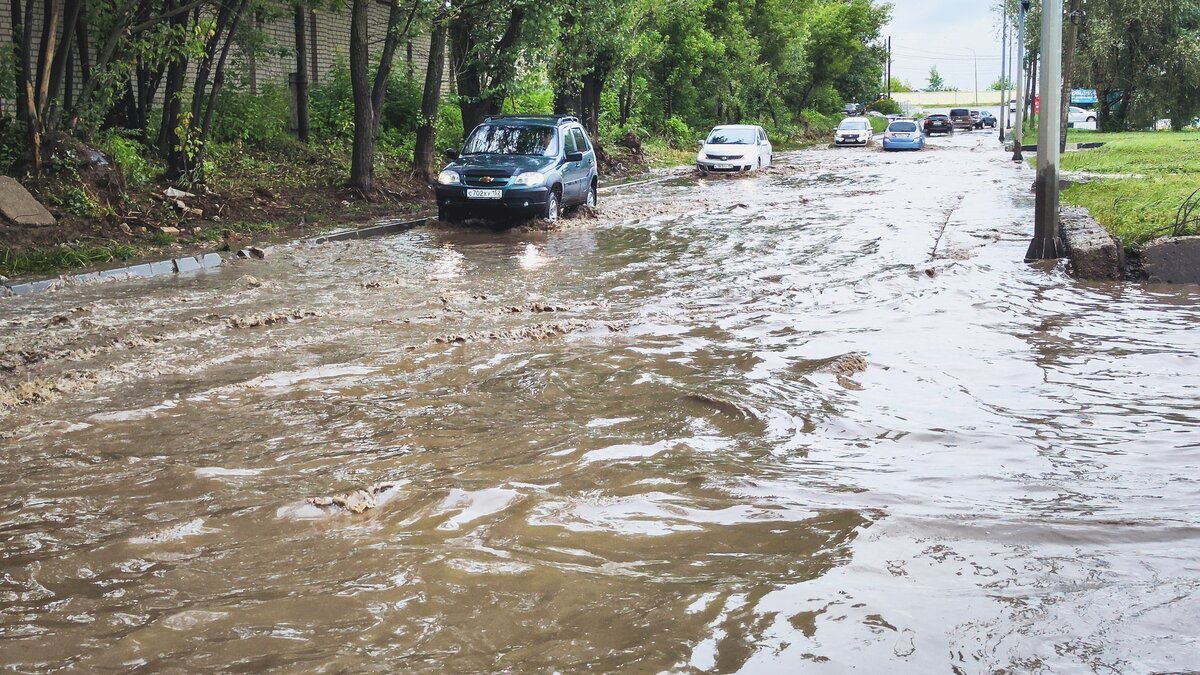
[
  {"x1": 413, "y1": 1, "x2": 448, "y2": 183},
  {"x1": 348, "y1": 0, "x2": 423, "y2": 193}
]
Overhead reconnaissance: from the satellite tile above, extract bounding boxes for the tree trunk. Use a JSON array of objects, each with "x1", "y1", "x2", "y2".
[
  {"x1": 413, "y1": 5, "x2": 447, "y2": 184},
  {"x1": 348, "y1": 0, "x2": 374, "y2": 192},
  {"x1": 9, "y1": 0, "x2": 30, "y2": 125},
  {"x1": 45, "y1": 0, "x2": 81, "y2": 122},
  {"x1": 1059, "y1": 0, "x2": 1081, "y2": 152},
  {"x1": 293, "y1": 3, "x2": 309, "y2": 143}
]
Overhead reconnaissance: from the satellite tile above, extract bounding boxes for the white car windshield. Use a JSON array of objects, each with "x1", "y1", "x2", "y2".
[
  {"x1": 706, "y1": 128, "x2": 757, "y2": 144},
  {"x1": 838, "y1": 119, "x2": 870, "y2": 130}
]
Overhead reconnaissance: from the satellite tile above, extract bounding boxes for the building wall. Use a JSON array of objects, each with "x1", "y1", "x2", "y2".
[{"x1": 0, "y1": 1, "x2": 446, "y2": 120}]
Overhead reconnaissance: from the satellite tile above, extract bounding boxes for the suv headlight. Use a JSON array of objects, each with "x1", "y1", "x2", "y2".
[
  {"x1": 512, "y1": 172, "x2": 546, "y2": 187},
  {"x1": 437, "y1": 170, "x2": 460, "y2": 185}
]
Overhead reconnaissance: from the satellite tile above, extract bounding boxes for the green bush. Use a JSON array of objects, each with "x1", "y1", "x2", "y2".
[
  {"x1": 0, "y1": 116, "x2": 24, "y2": 172},
  {"x1": 661, "y1": 115, "x2": 692, "y2": 149},
  {"x1": 210, "y1": 84, "x2": 291, "y2": 144},
  {"x1": 435, "y1": 97, "x2": 464, "y2": 152},
  {"x1": 310, "y1": 60, "x2": 425, "y2": 142},
  {"x1": 866, "y1": 97, "x2": 902, "y2": 115},
  {"x1": 99, "y1": 133, "x2": 156, "y2": 187}
]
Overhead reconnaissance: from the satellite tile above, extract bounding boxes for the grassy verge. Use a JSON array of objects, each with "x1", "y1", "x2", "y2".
[
  {"x1": 1, "y1": 242, "x2": 140, "y2": 279},
  {"x1": 1054, "y1": 130, "x2": 1200, "y2": 246}
]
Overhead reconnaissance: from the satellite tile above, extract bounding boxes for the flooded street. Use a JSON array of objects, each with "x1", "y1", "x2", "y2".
[{"x1": 3, "y1": 130, "x2": 1199, "y2": 673}]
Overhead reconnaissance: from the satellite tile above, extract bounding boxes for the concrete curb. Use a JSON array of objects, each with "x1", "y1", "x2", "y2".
[
  {"x1": 306, "y1": 216, "x2": 430, "y2": 243},
  {"x1": 2, "y1": 253, "x2": 223, "y2": 297},
  {"x1": 1019, "y1": 141, "x2": 1105, "y2": 152},
  {"x1": 1059, "y1": 205, "x2": 1124, "y2": 281},
  {"x1": 2, "y1": 216, "x2": 434, "y2": 299}
]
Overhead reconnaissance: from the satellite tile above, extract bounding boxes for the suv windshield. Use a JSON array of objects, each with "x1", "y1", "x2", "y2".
[
  {"x1": 707, "y1": 128, "x2": 757, "y2": 144},
  {"x1": 462, "y1": 124, "x2": 559, "y2": 156},
  {"x1": 838, "y1": 119, "x2": 870, "y2": 130}
]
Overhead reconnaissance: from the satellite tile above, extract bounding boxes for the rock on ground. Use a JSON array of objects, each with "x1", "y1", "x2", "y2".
[
  {"x1": 1141, "y1": 236, "x2": 1200, "y2": 284},
  {"x1": 0, "y1": 177, "x2": 55, "y2": 226}
]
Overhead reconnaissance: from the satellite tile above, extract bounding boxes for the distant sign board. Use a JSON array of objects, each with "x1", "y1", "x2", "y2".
[{"x1": 1071, "y1": 88, "x2": 1099, "y2": 105}]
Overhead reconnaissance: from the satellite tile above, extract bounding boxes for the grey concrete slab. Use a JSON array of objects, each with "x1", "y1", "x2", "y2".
[
  {"x1": 173, "y1": 256, "x2": 203, "y2": 273},
  {"x1": 0, "y1": 176, "x2": 55, "y2": 226},
  {"x1": 1060, "y1": 205, "x2": 1124, "y2": 280}
]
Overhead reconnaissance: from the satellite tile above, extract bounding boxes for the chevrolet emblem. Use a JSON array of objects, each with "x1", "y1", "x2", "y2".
[{"x1": 480, "y1": 176, "x2": 493, "y2": 183}]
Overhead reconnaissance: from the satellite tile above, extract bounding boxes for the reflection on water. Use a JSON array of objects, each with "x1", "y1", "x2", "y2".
[{"x1": 2, "y1": 134, "x2": 1199, "y2": 673}]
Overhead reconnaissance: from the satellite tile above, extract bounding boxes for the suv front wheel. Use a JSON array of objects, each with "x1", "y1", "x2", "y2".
[
  {"x1": 584, "y1": 183, "x2": 597, "y2": 209},
  {"x1": 543, "y1": 189, "x2": 561, "y2": 221}
]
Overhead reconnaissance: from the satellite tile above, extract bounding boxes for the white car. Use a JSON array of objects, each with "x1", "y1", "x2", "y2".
[
  {"x1": 834, "y1": 117, "x2": 873, "y2": 146},
  {"x1": 696, "y1": 125, "x2": 772, "y2": 173},
  {"x1": 1068, "y1": 106, "x2": 1097, "y2": 125}
]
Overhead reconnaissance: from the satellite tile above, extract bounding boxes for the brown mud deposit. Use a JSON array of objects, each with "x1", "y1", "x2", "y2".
[{"x1": 2, "y1": 131, "x2": 1199, "y2": 673}]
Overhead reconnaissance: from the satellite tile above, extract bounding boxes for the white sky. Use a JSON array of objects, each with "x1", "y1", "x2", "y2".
[{"x1": 883, "y1": 0, "x2": 1009, "y2": 92}]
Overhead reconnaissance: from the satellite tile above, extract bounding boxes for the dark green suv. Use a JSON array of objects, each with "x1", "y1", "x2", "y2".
[{"x1": 435, "y1": 115, "x2": 599, "y2": 223}]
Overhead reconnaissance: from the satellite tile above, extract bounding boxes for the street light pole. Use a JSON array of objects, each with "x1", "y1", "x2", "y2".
[
  {"x1": 1029, "y1": 0, "x2": 1064, "y2": 260},
  {"x1": 966, "y1": 47, "x2": 978, "y2": 106},
  {"x1": 1012, "y1": 0, "x2": 1028, "y2": 161},
  {"x1": 999, "y1": 7, "x2": 1009, "y2": 142}
]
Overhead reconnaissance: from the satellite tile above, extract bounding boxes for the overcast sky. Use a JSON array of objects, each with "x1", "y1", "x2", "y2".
[{"x1": 883, "y1": 0, "x2": 1009, "y2": 92}]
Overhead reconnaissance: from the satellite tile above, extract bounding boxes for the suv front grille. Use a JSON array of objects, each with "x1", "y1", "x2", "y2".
[
  {"x1": 463, "y1": 171, "x2": 511, "y2": 187},
  {"x1": 705, "y1": 153, "x2": 743, "y2": 161}
]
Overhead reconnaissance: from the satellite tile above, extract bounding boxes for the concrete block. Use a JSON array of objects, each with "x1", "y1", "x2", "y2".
[
  {"x1": 1060, "y1": 205, "x2": 1124, "y2": 281},
  {"x1": 1142, "y1": 236, "x2": 1200, "y2": 284},
  {"x1": 174, "y1": 256, "x2": 203, "y2": 273},
  {"x1": 0, "y1": 176, "x2": 55, "y2": 226}
]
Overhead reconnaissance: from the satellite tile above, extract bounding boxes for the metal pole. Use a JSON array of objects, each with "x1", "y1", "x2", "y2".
[
  {"x1": 999, "y1": 7, "x2": 1009, "y2": 142},
  {"x1": 1012, "y1": 1, "x2": 1027, "y2": 160},
  {"x1": 1029, "y1": 0, "x2": 1064, "y2": 260},
  {"x1": 966, "y1": 48, "x2": 978, "y2": 106},
  {"x1": 887, "y1": 36, "x2": 892, "y2": 100}
]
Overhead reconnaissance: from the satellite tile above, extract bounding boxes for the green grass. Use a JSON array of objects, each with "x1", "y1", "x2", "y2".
[
  {"x1": 868, "y1": 116, "x2": 889, "y2": 133},
  {"x1": 1, "y1": 243, "x2": 140, "y2": 279},
  {"x1": 1055, "y1": 130, "x2": 1200, "y2": 246}
]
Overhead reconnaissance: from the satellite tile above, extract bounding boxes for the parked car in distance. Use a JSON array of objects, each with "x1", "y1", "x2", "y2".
[
  {"x1": 979, "y1": 110, "x2": 997, "y2": 128},
  {"x1": 969, "y1": 110, "x2": 983, "y2": 129},
  {"x1": 435, "y1": 114, "x2": 598, "y2": 223},
  {"x1": 696, "y1": 125, "x2": 772, "y2": 173},
  {"x1": 833, "y1": 117, "x2": 873, "y2": 146},
  {"x1": 949, "y1": 108, "x2": 975, "y2": 131},
  {"x1": 842, "y1": 102, "x2": 862, "y2": 116},
  {"x1": 1068, "y1": 106, "x2": 1097, "y2": 125},
  {"x1": 1009, "y1": 98, "x2": 1017, "y2": 113},
  {"x1": 881, "y1": 120, "x2": 925, "y2": 151},
  {"x1": 923, "y1": 114, "x2": 953, "y2": 136}
]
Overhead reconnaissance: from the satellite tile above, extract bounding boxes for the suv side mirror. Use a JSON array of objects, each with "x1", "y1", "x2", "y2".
[
  {"x1": 564, "y1": 151, "x2": 584, "y2": 163},
  {"x1": 443, "y1": 148, "x2": 459, "y2": 159}
]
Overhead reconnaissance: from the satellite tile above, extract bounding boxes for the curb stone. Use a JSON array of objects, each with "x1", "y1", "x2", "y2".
[{"x1": 1059, "y1": 205, "x2": 1124, "y2": 281}]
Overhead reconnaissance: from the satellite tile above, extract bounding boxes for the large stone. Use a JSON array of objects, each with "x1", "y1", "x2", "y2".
[
  {"x1": 1059, "y1": 205, "x2": 1124, "y2": 281},
  {"x1": 1142, "y1": 236, "x2": 1200, "y2": 284},
  {"x1": 0, "y1": 176, "x2": 55, "y2": 226}
]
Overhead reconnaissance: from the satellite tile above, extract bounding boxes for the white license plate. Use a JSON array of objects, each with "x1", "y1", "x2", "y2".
[
  {"x1": 466, "y1": 189, "x2": 502, "y2": 199},
  {"x1": 714, "y1": 163, "x2": 731, "y2": 169}
]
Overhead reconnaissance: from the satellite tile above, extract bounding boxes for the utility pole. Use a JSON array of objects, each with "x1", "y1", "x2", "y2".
[
  {"x1": 1012, "y1": 0, "x2": 1028, "y2": 161},
  {"x1": 966, "y1": 47, "x2": 978, "y2": 105},
  {"x1": 999, "y1": 6, "x2": 1009, "y2": 142},
  {"x1": 887, "y1": 36, "x2": 892, "y2": 99},
  {"x1": 1029, "y1": 0, "x2": 1064, "y2": 260}
]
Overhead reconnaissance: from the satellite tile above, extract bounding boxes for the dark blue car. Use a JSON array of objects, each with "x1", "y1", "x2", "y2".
[{"x1": 435, "y1": 115, "x2": 599, "y2": 223}]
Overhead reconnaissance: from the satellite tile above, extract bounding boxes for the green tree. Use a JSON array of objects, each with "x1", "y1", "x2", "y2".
[
  {"x1": 927, "y1": 66, "x2": 944, "y2": 92},
  {"x1": 990, "y1": 76, "x2": 1013, "y2": 91},
  {"x1": 887, "y1": 76, "x2": 913, "y2": 92}
]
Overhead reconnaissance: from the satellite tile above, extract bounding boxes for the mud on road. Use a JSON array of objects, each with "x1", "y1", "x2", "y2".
[{"x1": 3, "y1": 129, "x2": 1200, "y2": 673}]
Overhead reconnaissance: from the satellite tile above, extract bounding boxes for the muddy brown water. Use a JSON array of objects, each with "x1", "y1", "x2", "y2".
[{"x1": 3, "y1": 131, "x2": 1200, "y2": 673}]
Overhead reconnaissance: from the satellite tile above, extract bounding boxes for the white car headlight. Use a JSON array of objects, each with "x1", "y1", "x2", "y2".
[
  {"x1": 437, "y1": 170, "x2": 460, "y2": 185},
  {"x1": 512, "y1": 172, "x2": 546, "y2": 187}
]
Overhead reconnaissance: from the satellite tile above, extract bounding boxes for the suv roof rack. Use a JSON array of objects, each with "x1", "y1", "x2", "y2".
[{"x1": 483, "y1": 114, "x2": 579, "y2": 125}]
